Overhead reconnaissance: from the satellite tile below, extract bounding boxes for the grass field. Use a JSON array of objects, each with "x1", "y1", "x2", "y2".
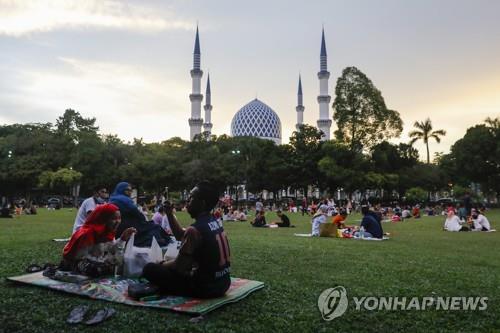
[{"x1": 1, "y1": 208, "x2": 499, "y2": 332}]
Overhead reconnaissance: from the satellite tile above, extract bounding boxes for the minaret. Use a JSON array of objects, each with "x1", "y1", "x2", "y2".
[
  {"x1": 296, "y1": 75, "x2": 304, "y2": 130},
  {"x1": 203, "y1": 74, "x2": 213, "y2": 135},
  {"x1": 189, "y1": 26, "x2": 203, "y2": 141},
  {"x1": 317, "y1": 28, "x2": 332, "y2": 140}
]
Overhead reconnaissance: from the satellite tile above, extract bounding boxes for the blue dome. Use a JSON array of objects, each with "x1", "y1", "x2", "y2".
[{"x1": 231, "y1": 99, "x2": 282, "y2": 144}]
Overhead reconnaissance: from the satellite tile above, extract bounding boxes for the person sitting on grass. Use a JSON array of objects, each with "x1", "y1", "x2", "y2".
[
  {"x1": 355, "y1": 206, "x2": 383, "y2": 239},
  {"x1": 152, "y1": 206, "x2": 165, "y2": 225},
  {"x1": 332, "y1": 209, "x2": 347, "y2": 228},
  {"x1": 443, "y1": 208, "x2": 469, "y2": 232},
  {"x1": 471, "y1": 208, "x2": 491, "y2": 231},
  {"x1": 402, "y1": 206, "x2": 412, "y2": 219},
  {"x1": 109, "y1": 182, "x2": 171, "y2": 247},
  {"x1": 412, "y1": 205, "x2": 421, "y2": 219},
  {"x1": 272, "y1": 210, "x2": 290, "y2": 227},
  {"x1": 0, "y1": 204, "x2": 13, "y2": 218},
  {"x1": 251, "y1": 210, "x2": 268, "y2": 227},
  {"x1": 72, "y1": 185, "x2": 108, "y2": 234},
  {"x1": 60, "y1": 204, "x2": 136, "y2": 277},
  {"x1": 234, "y1": 210, "x2": 247, "y2": 221},
  {"x1": 142, "y1": 181, "x2": 231, "y2": 298},
  {"x1": 311, "y1": 205, "x2": 328, "y2": 236}
]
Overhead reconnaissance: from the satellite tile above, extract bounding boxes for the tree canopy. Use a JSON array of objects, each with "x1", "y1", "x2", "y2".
[{"x1": 332, "y1": 66, "x2": 403, "y2": 152}]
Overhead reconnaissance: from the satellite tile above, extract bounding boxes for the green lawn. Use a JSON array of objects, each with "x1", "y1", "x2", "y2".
[{"x1": 1, "y1": 208, "x2": 499, "y2": 332}]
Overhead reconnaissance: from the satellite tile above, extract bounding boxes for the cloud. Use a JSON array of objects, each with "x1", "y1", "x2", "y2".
[
  {"x1": 0, "y1": 57, "x2": 191, "y2": 141},
  {"x1": 0, "y1": 0, "x2": 192, "y2": 36}
]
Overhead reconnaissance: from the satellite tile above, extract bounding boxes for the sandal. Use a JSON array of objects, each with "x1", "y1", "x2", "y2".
[
  {"x1": 85, "y1": 308, "x2": 116, "y2": 325},
  {"x1": 66, "y1": 305, "x2": 89, "y2": 324}
]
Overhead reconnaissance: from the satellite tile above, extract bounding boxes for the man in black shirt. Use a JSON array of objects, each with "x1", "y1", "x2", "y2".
[
  {"x1": 274, "y1": 210, "x2": 291, "y2": 227},
  {"x1": 142, "y1": 181, "x2": 230, "y2": 298}
]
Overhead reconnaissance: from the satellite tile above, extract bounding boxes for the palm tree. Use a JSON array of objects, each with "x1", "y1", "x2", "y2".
[{"x1": 409, "y1": 118, "x2": 446, "y2": 164}]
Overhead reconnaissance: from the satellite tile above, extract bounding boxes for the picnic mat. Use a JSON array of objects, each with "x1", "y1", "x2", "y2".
[
  {"x1": 8, "y1": 272, "x2": 264, "y2": 315},
  {"x1": 293, "y1": 233, "x2": 389, "y2": 240}
]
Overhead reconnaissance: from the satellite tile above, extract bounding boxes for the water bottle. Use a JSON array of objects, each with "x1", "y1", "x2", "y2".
[{"x1": 360, "y1": 226, "x2": 365, "y2": 239}]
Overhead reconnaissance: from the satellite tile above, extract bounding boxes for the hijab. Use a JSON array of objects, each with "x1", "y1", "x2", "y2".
[
  {"x1": 109, "y1": 182, "x2": 136, "y2": 211},
  {"x1": 63, "y1": 203, "x2": 119, "y2": 260}
]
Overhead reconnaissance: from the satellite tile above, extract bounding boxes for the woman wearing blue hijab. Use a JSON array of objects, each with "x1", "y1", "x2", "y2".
[{"x1": 110, "y1": 182, "x2": 170, "y2": 247}]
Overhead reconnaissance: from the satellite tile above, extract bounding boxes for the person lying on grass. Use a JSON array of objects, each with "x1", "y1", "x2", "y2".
[
  {"x1": 142, "y1": 181, "x2": 231, "y2": 298},
  {"x1": 443, "y1": 208, "x2": 470, "y2": 232},
  {"x1": 271, "y1": 210, "x2": 290, "y2": 227},
  {"x1": 60, "y1": 204, "x2": 137, "y2": 277},
  {"x1": 251, "y1": 210, "x2": 268, "y2": 227}
]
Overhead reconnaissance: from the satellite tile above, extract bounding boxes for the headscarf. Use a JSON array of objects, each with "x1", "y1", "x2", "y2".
[
  {"x1": 109, "y1": 182, "x2": 136, "y2": 211},
  {"x1": 313, "y1": 204, "x2": 328, "y2": 219},
  {"x1": 63, "y1": 203, "x2": 119, "y2": 260}
]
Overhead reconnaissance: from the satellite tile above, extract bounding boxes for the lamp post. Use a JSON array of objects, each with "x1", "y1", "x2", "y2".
[{"x1": 231, "y1": 150, "x2": 241, "y2": 207}]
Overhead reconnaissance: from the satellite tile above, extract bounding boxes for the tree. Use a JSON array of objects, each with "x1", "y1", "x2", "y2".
[
  {"x1": 448, "y1": 118, "x2": 500, "y2": 198},
  {"x1": 405, "y1": 187, "x2": 427, "y2": 204},
  {"x1": 409, "y1": 118, "x2": 446, "y2": 164},
  {"x1": 38, "y1": 168, "x2": 83, "y2": 193},
  {"x1": 332, "y1": 66, "x2": 403, "y2": 152},
  {"x1": 288, "y1": 125, "x2": 324, "y2": 193},
  {"x1": 318, "y1": 140, "x2": 368, "y2": 195}
]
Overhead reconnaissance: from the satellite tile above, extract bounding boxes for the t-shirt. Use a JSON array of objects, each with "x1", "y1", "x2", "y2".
[
  {"x1": 277, "y1": 214, "x2": 290, "y2": 227},
  {"x1": 360, "y1": 213, "x2": 383, "y2": 238},
  {"x1": 332, "y1": 214, "x2": 346, "y2": 226},
  {"x1": 444, "y1": 215, "x2": 462, "y2": 231},
  {"x1": 255, "y1": 201, "x2": 263, "y2": 212},
  {"x1": 177, "y1": 214, "x2": 230, "y2": 290},
  {"x1": 152, "y1": 212, "x2": 163, "y2": 225},
  {"x1": 473, "y1": 214, "x2": 491, "y2": 231},
  {"x1": 72, "y1": 197, "x2": 98, "y2": 234}
]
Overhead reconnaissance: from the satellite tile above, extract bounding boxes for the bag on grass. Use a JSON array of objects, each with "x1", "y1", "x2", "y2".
[
  {"x1": 123, "y1": 233, "x2": 163, "y2": 278},
  {"x1": 319, "y1": 223, "x2": 338, "y2": 237}
]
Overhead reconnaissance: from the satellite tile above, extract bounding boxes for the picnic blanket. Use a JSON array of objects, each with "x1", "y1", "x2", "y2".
[
  {"x1": 293, "y1": 233, "x2": 389, "y2": 240},
  {"x1": 8, "y1": 272, "x2": 264, "y2": 315}
]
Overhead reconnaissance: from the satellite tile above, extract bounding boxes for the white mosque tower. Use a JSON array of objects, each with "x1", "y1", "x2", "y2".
[
  {"x1": 296, "y1": 75, "x2": 304, "y2": 130},
  {"x1": 317, "y1": 28, "x2": 332, "y2": 141},
  {"x1": 203, "y1": 74, "x2": 213, "y2": 135},
  {"x1": 189, "y1": 26, "x2": 204, "y2": 141}
]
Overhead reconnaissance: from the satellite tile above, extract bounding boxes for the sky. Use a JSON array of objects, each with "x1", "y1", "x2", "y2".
[{"x1": 1, "y1": 0, "x2": 499, "y2": 160}]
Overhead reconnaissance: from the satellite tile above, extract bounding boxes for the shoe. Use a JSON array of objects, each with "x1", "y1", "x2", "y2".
[
  {"x1": 84, "y1": 308, "x2": 116, "y2": 325},
  {"x1": 66, "y1": 305, "x2": 89, "y2": 324},
  {"x1": 127, "y1": 283, "x2": 159, "y2": 300}
]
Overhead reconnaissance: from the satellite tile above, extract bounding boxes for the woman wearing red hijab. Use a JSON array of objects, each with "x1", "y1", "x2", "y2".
[{"x1": 60, "y1": 203, "x2": 136, "y2": 277}]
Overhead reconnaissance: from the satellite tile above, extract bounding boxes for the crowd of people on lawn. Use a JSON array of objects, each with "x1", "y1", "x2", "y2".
[{"x1": 10, "y1": 180, "x2": 493, "y2": 300}]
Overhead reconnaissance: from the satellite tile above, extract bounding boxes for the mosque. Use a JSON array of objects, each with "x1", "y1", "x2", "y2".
[{"x1": 188, "y1": 27, "x2": 333, "y2": 144}]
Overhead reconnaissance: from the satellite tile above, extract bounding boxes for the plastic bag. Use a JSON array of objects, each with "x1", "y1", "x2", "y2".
[
  {"x1": 123, "y1": 233, "x2": 163, "y2": 278},
  {"x1": 163, "y1": 239, "x2": 181, "y2": 261}
]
